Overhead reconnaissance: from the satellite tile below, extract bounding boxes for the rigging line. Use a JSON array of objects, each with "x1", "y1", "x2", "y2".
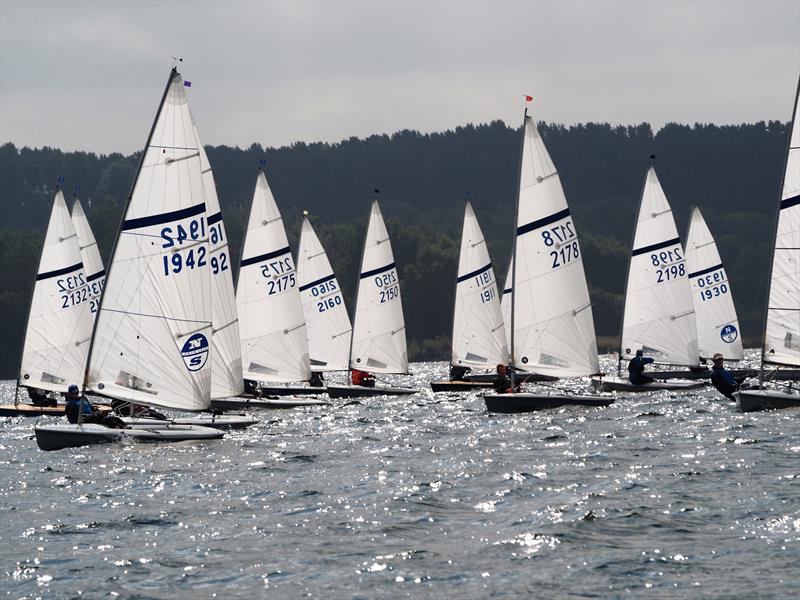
[{"x1": 102, "y1": 307, "x2": 211, "y2": 325}]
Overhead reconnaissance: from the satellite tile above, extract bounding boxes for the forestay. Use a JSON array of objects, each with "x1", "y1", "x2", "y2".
[
  {"x1": 20, "y1": 190, "x2": 93, "y2": 393},
  {"x1": 350, "y1": 201, "x2": 408, "y2": 374},
  {"x1": 511, "y1": 115, "x2": 599, "y2": 377},
  {"x1": 297, "y1": 217, "x2": 352, "y2": 372},
  {"x1": 236, "y1": 171, "x2": 310, "y2": 382},
  {"x1": 86, "y1": 69, "x2": 213, "y2": 411},
  {"x1": 71, "y1": 197, "x2": 105, "y2": 320},
  {"x1": 451, "y1": 201, "x2": 508, "y2": 368},
  {"x1": 620, "y1": 166, "x2": 698, "y2": 366},
  {"x1": 685, "y1": 207, "x2": 744, "y2": 360},
  {"x1": 764, "y1": 78, "x2": 800, "y2": 367},
  {"x1": 194, "y1": 123, "x2": 244, "y2": 398}
]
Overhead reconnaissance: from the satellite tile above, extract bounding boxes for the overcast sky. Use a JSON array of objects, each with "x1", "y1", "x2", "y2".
[{"x1": 1, "y1": 0, "x2": 798, "y2": 154}]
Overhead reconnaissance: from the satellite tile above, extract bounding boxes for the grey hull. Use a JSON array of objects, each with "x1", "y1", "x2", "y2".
[
  {"x1": 734, "y1": 389, "x2": 800, "y2": 412},
  {"x1": 591, "y1": 375, "x2": 706, "y2": 392},
  {"x1": 326, "y1": 384, "x2": 418, "y2": 399},
  {"x1": 258, "y1": 385, "x2": 326, "y2": 396},
  {"x1": 484, "y1": 393, "x2": 615, "y2": 413},
  {"x1": 430, "y1": 380, "x2": 493, "y2": 392},
  {"x1": 34, "y1": 422, "x2": 224, "y2": 451},
  {"x1": 210, "y1": 397, "x2": 330, "y2": 411}
]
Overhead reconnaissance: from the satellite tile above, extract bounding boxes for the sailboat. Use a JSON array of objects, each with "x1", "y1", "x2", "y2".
[
  {"x1": 71, "y1": 196, "x2": 106, "y2": 320},
  {"x1": 212, "y1": 169, "x2": 328, "y2": 410},
  {"x1": 431, "y1": 200, "x2": 507, "y2": 392},
  {"x1": 735, "y1": 76, "x2": 800, "y2": 411},
  {"x1": 592, "y1": 161, "x2": 705, "y2": 392},
  {"x1": 327, "y1": 199, "x2": 419, "y2": 398},
  {"x1": 119, "y1": 122, "x2": 257, "y2": 429},
  {"x1": 1, "y1": 189, "x2": 96, "y2": 418},
  {"x1": 34, "y1": 68, "x2": 224, "y2": 450},
  {"x1": 296, "y1": 215, "x2": 353, "y2": 383},
  {"x1": 483, "y1": 108, "x2": 613, "y2": 412},
  {"x1": 685, "y1": 207, "x2": 745, "y2": 362}
]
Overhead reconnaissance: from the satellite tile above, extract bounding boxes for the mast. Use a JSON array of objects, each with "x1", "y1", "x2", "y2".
[
  {"x1": 759, "y1": 75, "x2": 800, "y2": 383},
  {"x1": 509, "y1": 108, "x2": 528, "y2": 389},
  {"x1": 81, "y1": 68, "x2": 178, "y2": 392},
  {"x1": 616, "y1": 154, "x2": 654, "y2": 376}
]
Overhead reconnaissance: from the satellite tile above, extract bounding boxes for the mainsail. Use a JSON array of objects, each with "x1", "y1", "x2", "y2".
[
  {"x1": 297, "y1": 217, "x2": 352, "y2": 372},
  {"x1": 451, "y1": 201, "x2": 508, "y2": 368},
  {"x1": 620, "y1": 165, "x2": 698, "y2": 367},
  {"x1": 349, "y1": 201, "x2": 408, "y2": 373},
  {"x1": 19, "y1": 190, "x2": 93, "y2": 392},
  {"x1": 85, "y1": 69, "x2": 213, "y2": 411},
  {"x1": 763, "y1": 77, "x2": 800, "y2": 367},
  {"x1": 236, "y1": 170, "x2": 310, "y2": 382},
  {"x1": 685, "y1": 207, "x2": 744, "y2": 360},
  {"x1": 510, "y1": 114, "x2": 599, "y2": 377},
  {"x1": 71, "y1": 197, "x2": 105, "y2": 320},
  {"x1": 194, "y1": 123, "x2": 244, "y2": 398}
]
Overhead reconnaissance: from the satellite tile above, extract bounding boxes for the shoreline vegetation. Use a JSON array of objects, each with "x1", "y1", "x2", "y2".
[{"x1": 0, "y1": 118, "x2": 789, "y2": 377}]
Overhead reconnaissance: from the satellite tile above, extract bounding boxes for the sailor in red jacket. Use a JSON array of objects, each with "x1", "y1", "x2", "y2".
[{"x1": 351, "y1": 369, "x2": 376, "y2": 388}]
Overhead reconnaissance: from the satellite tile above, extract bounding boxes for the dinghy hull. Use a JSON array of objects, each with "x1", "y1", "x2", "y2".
[
  {"x1": 591, "y1": 375, "x2": 706, "y2": 392},
  {"x1": 484, "y1": 393, "x2": 614, "y2": 413},
  {"x1": 121, "y1": 414, "x2": 258, "y2": 430},
  {"x1": 34, "y1": 422, "x2": 224, "y2": 451},
  {"x1": 326, "y1": 384, "x2": 418, "y2": 399},
  {"x1": 258, "y1": 385, "x2": 326, "y2": 396},
  {"x1": 734, "y1": 389, "x2": 800, "y2": 412},
  {"x1": 210, "y1": 397, "x2": 330, "y2": 410},
  {"x1": 0, "y1": 404, "x2": 65, "y2": 417},
  {"x1": 430, "y1": 380, "x2": 492, "y2": 392}
]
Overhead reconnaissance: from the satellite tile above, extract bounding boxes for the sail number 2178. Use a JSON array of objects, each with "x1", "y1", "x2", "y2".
[{"x1": 541, "y1": 221, "x2": 580, "y2": 269}]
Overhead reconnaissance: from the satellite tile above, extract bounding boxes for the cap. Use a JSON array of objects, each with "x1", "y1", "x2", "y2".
[
  {"x1": 67, "y1": 384, "x2": 79, "y2": 394},
  {"x1": 712, "y1": 353, "x2": 724, "y2": 361},
  {"x1": 635, "y1": 349, "x2": 643, "y2": 356}
]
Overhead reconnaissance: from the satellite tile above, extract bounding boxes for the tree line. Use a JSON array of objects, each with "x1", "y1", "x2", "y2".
[{"x1": 0, "y1": 118, "x2": 790, "y2": 377}]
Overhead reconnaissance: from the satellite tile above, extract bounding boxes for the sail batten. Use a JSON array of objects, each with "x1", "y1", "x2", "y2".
[
  {"x1": 349, "y1": 201, "x2": 408, "y2": 374},
  {"x1": 85, "y1": 69, "x2": 213, "y2": 411},
  {"x1": 510, "y1": 116, "x2": 599, "y2": 377},
  {"x1": 620, "y1": 166, "x2": 699, "y2": 367},
  {"x1": 236, "y1": 171, "x2": 310, "y2": 382},
  {"x1": 297, "y1": 218, "x2": 352, "y2": 372},
  {"x1": 451, "y1": 201, "x2": 508, "y2": 369}
]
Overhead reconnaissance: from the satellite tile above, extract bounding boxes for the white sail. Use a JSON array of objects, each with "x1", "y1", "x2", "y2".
[
  {"x1": 194, "y1": 123, "x2": 244, "y2": 398},
  {"x1": 236, "y1": 171, "x2": 310, "y2": 382},
  {"x1": 297, "y1": 217, "x2": 352, "y2": 372},
  {"x1": 70, "y1": 197, "x2": 106, "y2": 319},
  {"x1": 451, "y1": 201, "x2": 508, "y2": 368},
  {"x1": 685, "y1": 207, "x2": 744, "y2": 360},
  {"x1": 86, "y1": 69, "x2": 213, "y2": 411},
  {"x1": 350, "y1": 201, "x2": 408, "y2": 373},
  {"x1": 764, "y1": 79, "x2": 800, "y2": 367},
  {"x1": 620, "y1": 165, "x2": 698, "y2": 366},
  {"x1": 19, "y1": 190, "x2": 93, "y2": 393},
  {"x1": 511, "y1": 115, "x2": 599, "y2": 377},
  {"x1": 501, "y1": 256, "x2": 512, "y2": 352}
]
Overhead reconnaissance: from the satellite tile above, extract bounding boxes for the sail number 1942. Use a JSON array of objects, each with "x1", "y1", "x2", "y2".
[{"x1": 161, "y1": 217, "x2": 207, "y2": 276}]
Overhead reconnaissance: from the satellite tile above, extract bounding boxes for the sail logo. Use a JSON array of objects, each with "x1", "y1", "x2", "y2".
[
  {"x1": 720, "y1": 324, "x2": 738, "y2": 344},
  {"x1": 180, "y1": 333, "x2": 209, "y2": 371}
]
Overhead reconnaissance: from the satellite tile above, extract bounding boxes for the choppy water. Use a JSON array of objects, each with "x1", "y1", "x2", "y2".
[{"x1": 1, "y1": 352, "x2": 799, "y2": 599}]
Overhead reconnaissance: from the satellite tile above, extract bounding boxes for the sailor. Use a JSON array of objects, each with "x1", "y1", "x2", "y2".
[
  {"x1": 28, "y1": 387, "x2": 57, "y2": 407},
  {"x1": 309, "y1": 371, "x2": 325, "y2": 387},
  {"x1": 111, "y1": 399, "x2": 167, "y2": 420},
  {"x1": 64, "y1": 384, "x2": 126, "y2": 428},
  {"x1": 449, "y1": 364, "x2": 471, "y2": 381},
  {"x1": 710, "y1": 353, "x2": 747, "y2": 401},
  {"x1": 493, "y1": 364, "x2": 512, "y2": 393},
  {"x1": 351, "y1": 369, "x2": 376, "y2": 388},
  {"x1": 628, "y1": 349, "x2": 655, "y2": 385}
]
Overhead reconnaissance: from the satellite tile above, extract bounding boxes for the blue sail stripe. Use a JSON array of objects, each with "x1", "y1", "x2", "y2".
[
  {"x1": 632, "y1": 237, "x2": 681, "y2": 257},
  {"x1": 516, "y1": 208, "x2": 571, "y2": 236},
  {"x1": 299, "y1": 273, "x2": 336, "y2": 292},
  {"x1": 457, "y1": 263, "x2": 492, "y2": 284},
  {"x1": 241, "y1": 246, "x2": 292, "y2": 267},
  {"x1": 37, "y1": 262, "x2": 83, "y2": 281},
  {"x1": 121, "y1": 203, "x2": 206, "y2": 231},
  {"x1": 360, "y1": 263, "x2": 396, "y2": 279},
  {"x1": 688, "y1": 263, "x2": 724, "y2": 279}
]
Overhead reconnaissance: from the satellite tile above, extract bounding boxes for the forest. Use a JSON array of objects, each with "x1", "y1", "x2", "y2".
[{"x1": 0, "y1": 118, "x2": 790, "y2": 378}]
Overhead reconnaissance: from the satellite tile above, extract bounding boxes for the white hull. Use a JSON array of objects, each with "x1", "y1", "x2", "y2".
[
  {"x1": 591, "y1": 375, "x2": 706, "y2": 392},
  {"x1": 121, "y1": 414, "x2": 258, "y2": 430},
  {"x1": 326, "y1": 384, "x2": 418, "y2": 399},
  {"x1": 734, "y1": 389, "x2": 800, "y2": 412},
  {"x1": 210, "y1": 396, "x2": 330, "y2": 410},
  {"x1": 34, "y1": 422, "x2": 224, "y2": 451}
]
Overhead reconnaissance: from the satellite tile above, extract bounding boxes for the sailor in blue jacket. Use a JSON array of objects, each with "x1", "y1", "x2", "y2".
[
  {"x1": 710, "y1": 353, "x2": 746, "y2": 401},
  {"x1": 628, "y1": 349, "x2": 655, "y2": 385}
]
